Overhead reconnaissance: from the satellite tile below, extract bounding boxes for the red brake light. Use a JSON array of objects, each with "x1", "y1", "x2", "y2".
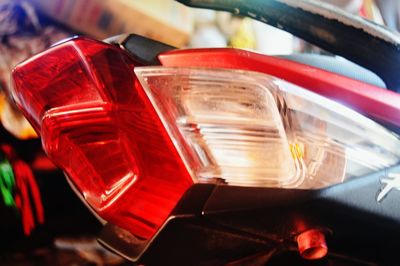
[{"x1": 11, "y1": 37, "x2": 193, "y2": 239}]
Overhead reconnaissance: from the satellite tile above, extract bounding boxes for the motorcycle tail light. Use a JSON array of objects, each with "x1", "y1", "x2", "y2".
[
  {"x1": 11, "y1": 38, "x2": 193, "y2": 240},
  {"x1": 135, "y1": 67, "x2": 400, "y2": 189},
  {"x1": 11, "y1": 37, "x2": 400, "y2": 241}
]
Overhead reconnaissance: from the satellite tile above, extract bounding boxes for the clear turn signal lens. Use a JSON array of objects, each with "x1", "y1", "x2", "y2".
[{"x1": 135, "y1": 67, "x2": 400, "y2": 189}]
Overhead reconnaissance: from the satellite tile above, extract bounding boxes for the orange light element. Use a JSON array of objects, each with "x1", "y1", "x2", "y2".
[{"x1": 297, "y1": 229, "x2": 328, "y2": 260}]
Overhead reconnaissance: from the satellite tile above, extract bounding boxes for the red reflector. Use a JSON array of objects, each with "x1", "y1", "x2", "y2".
[{"x1": 12, "y1": 37, "x2": 193, "y2": 239}]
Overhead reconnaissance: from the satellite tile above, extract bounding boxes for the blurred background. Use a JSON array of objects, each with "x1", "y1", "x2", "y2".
[{"x1": 0, "y1": 0, "x2": 398, "y2": 265}]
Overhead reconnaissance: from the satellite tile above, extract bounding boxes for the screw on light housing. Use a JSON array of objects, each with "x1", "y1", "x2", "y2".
[{"x1": 297, "y1": 229, "x2": 328, "y2": 260}]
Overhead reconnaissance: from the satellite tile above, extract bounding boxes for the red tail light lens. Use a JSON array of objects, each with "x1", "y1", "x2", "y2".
[{"x1": 11, "y1": 38, "x2": 193, "y2": 239}]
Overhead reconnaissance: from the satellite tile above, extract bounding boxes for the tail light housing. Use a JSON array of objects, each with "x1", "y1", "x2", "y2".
[{"x1": 11, "y1": 37, "x2": 400, "y2": 241}]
